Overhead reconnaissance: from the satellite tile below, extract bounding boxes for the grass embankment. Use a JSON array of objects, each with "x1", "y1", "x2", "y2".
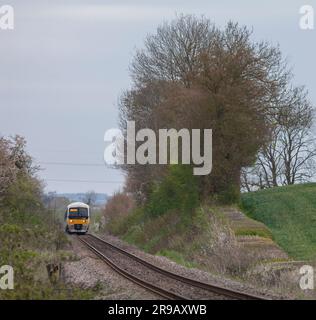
[
  {"x1": 106, "y1": 182, "x2": 316, "y2": 280},
  {"x1": 106, "y1": 204, "x2": 286, "y2": 276},
  {"x1": 104, "y1": 166, "x2": 289, "y2": 277},
  {"x1": 241, "y1": 183, "x2": 316, "y2": 261}
]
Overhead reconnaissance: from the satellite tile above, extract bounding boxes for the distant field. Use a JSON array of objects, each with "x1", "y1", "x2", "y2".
[{"x1": 241, "y1": 183, "x2": 316, "y2": 261}]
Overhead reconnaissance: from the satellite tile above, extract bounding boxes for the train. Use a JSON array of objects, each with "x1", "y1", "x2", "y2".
[{"x1": 64, "y1": 202, "x2": 90, "y2": 234}]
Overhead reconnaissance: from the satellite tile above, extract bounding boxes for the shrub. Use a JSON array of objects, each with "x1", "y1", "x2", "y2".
[
  {"x1": 146, "y1": 165, "x2": 199, "y2": 218},
  {"x1": 103, "y1": 192, "x2": 135, "y2": 223},
  {"x1": 106, "y1": 207, "x2": 145, "y2": 235},
  {"x1": 216, "y1": 183, "x2": 240, "y2": 204}
]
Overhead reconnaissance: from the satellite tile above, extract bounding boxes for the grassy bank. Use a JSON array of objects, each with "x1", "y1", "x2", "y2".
[
  {"x1": 241, "y1": 183, "x2": 316, "y2": 261},
  {"x1": 105, "y1": 203, "x2": 284, "y2": 277}
]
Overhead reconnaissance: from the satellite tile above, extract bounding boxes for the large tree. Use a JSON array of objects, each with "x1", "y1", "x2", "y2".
[{"x1": 119, "y1": 15, "x2": 290, "y2": 203}]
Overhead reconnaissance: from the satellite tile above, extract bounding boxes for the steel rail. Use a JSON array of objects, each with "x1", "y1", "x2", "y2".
[
  {"x1": 78, "y1": 235, "x2": 188, "y2": 300},
  {"x1": 79, "y1": 234, "x2": 268, "y2": 300}
]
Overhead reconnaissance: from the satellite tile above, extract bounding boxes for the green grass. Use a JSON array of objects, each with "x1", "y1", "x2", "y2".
[
  {"x1": 106, "y1": 206, "x2": 211, "y2": 267},
  {"x1": 241, "y1": 183, "x2": 316, "y2": 261},
  {"x1": 156, "y1": 249, "x2": 198, "y2": 268},
  {"x1": 107, "y1": 204, "x2": 289, "y2": 277}
]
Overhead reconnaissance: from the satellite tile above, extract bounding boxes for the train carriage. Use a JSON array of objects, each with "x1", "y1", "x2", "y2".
[{"x1": 64, "y1": 202, "x2": 90, "y2": 234}]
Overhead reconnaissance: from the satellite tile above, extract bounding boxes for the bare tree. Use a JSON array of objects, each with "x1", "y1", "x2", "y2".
[
  {"x1": 242, "y1": 86, "x2": 315, "y2": 190},
  {"x1": 279, "y1": 87, "x2": 315, "y2": 184},
  {"x1": 84, "y1": 190, "x2": 97, "y2": 206}
]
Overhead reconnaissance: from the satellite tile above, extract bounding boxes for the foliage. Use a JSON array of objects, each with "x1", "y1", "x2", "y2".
[
  {"x1": 0, "y1": 177, "x2": 69, "y2": 299},
  {"x1": 216, "y1": 184, "x2": 241, "y2": 204},
  {"x1": 119, "y1": 14, "x2": 291, "y2": 203},
  {"x1": 106, "y1": 206, "x2": 144, "y2": 236},
  {"x1": 106, "y1": 205, "x2": 267, "y2": 277},
  {"x1": 103, "y1": 191, "x2": 135, "y2": 222},
  {"x1": 0, "y1": 135, "x2": 37, "y2": 199},
  {"x1": 146, "y1": 165, "x2": 199, "y2": 218},
  {"x1": 0, "y1": 135, "x2": 79, "y2": 299}
]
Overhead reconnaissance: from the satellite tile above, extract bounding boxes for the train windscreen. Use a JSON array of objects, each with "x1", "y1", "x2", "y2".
[{"x1": 68, "y1": 207, "x2": 88, "y2": 218}]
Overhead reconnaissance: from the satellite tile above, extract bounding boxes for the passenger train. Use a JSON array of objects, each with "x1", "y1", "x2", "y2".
[{"x1": 64, "y1": 202, "x2": 90, "y2": 234}]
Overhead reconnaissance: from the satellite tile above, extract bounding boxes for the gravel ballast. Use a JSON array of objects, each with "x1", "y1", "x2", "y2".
[
  {"x1": 63, "y1": 236, "x2": 161, "y2": 300},
  {"x1": 95, "y1": 233, "x2": 284, "y2": 300}
]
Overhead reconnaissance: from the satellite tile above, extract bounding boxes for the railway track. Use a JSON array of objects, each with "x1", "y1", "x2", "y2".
[{"x1": 78, "y1": 233, "x2": 267, "y2": 300}]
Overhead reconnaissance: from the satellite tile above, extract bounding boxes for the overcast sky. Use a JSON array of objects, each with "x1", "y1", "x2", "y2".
[{"x1": 0, "y1": 0, "x2": 315, "y2": 194}]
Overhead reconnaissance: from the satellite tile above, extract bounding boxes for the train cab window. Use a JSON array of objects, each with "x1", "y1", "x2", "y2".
[
  {"x1": 78, "y1": 207, "x2": 89, "y2": 218},
  {"x1": 68, "y1": 207, "x2": 88, "y2": 219}
]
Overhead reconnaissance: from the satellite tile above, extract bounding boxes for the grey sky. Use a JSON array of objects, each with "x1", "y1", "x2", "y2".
[{"x1": 0, "y1": 0, "x2": 315, "y2": 194}]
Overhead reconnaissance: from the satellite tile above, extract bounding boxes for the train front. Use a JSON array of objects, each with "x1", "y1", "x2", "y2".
[{"x1": 65, "y1": 202, "x2": 90, "y2": 234}]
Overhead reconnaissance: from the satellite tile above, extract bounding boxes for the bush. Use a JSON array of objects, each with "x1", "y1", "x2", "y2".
[
  {"x1": 106, "y1": 207, "x2": 145, "y2": 235},
  {"x1": 2, "y1": 174, "x2": 43, "y2": 223},
  {"x1": 103, "y1": 192, "x2": 135, "y2": 223},
  {"x1": 146, "y1": 165, "x2": 199, "y2": 218},
  {"x1": 216, "y1": 183, "x2": 240, "y2": 204},
  {"x1": 0, "y1": 136, "x2": 86, "y2": 300}
]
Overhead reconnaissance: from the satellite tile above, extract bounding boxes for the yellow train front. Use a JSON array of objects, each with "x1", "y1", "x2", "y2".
[{"x1": 64, "y1": 202, "x2": 90, "y2": 234}]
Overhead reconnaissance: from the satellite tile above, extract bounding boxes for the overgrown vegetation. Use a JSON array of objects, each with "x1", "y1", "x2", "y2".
[
  {"x1": 241, "y1": 183, "x2": 316, "y2": 261},
  {"x1": 146, "y1": 165, "x2": 199, "y2": 218},
  {"x1": 0, "y1": 136, "x2": 95, "y2": 299},
  {"x1": 104, "y1": 192, "x2": 275, "y2": 278},
  {"x1": 118, "y1": 14, "x2": 314, "y2": 205},
  {"x1": 102, "y1": 15, "x2": 315, "y2": 297}
]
